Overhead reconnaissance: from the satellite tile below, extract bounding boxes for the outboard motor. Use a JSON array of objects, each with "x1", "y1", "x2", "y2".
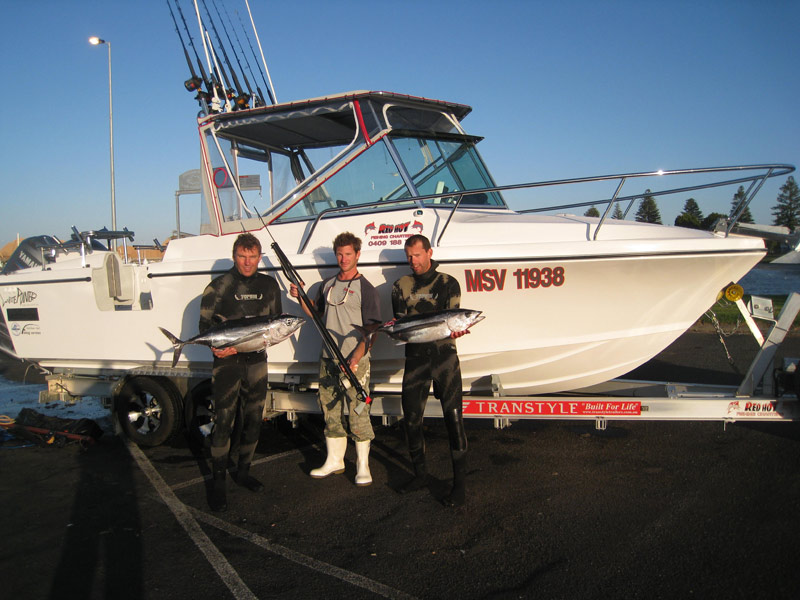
[{"x1": 0, "y1": 236, "x2": 60, "y2": 275}]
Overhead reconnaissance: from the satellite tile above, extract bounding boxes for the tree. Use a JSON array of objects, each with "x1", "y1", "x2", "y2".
[
  {"x1": 674, "y1": 213, "x2": 701, "y2": 229},
  {"x1": 612, "y1": 203, "x2": 624, "y2": 219},
  {"x1": 772, "y1": 176, "x2": 800, "y2": 230},
  {"x1": 701, "y1": 212, "x2": 727, "y2": 231},
  {"x1": 584, "y1": 206, "x2": 600, "y2": 217},
  {"x1": 730, "y1": 186, "x2": 754, "y2": 224},
  {"x1": 635, "y1": 190, "x2": 662, "y2": 224},
  {"x1": 683, "y1": 198, "x2": 704, "y2": 222},
  {"x1": 674, "y1": 198, "x2": 703, "y2": 228}
]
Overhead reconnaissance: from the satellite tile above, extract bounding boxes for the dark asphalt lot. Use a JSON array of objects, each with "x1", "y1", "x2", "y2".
[{"x1": 1, "y1": 329, "x2": 799, "y2": 599}]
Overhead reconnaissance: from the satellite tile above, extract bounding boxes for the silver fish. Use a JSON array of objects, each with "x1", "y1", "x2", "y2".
[
  {"x1": 356, "y1": 308, "x2": 484, "y2": 344},
  {"x1": 159, "y1": 314, "x2": 304, "y2": 367}
]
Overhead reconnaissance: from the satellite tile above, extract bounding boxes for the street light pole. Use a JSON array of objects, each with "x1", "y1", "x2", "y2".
[{"x1": 89, "y1": 36, "x2": 116, "y2": 246}]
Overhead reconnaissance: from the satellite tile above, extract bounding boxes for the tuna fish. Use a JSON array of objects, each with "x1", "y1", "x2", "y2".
[
  {"x1": 159, "y1": 314, "x2": 304, "y2": 367},
  {"x1": 356, "y1": 308, "x2": 484, "y2": 344}
]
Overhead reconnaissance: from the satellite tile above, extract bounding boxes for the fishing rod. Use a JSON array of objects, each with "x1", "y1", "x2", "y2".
[
  {"x1": 212, "y1": 0, "x2": 259, "y2": 108},
  {"x1": 235, "y1": 8, "x2": 273, "y2": 105},
  {"x1": 166, "y1": 0, "x2": 203, "y2": 93},
  {"x1": 244, "y1": 0, "x2": 277, "y2": 104},
  {"x1": 192, "y1": 0, "x2": 227, "y2": 111},
  {"x1": 200, "y1": 0, "x2": 246, "y2": 108},
  {"x1": 269, "y1": 242, "x2": 371, "y2": 414},
  {"x1": 204, "y1": 29, "x2": 234, "y2": 111},
  {"x1": 173, "y1": 0, "x2": 218, "y2": 107},
  {"x1": 221, "y1": 0, "x2": 265, "y2": 106}
]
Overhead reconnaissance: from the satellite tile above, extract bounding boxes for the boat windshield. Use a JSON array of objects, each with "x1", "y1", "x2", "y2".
[
  {"x1": 389, "y1": 136, "x2": 505, "y2": 207},
  {"x1": 273, "y1": 135, "x2": 504, "y2": 222}
]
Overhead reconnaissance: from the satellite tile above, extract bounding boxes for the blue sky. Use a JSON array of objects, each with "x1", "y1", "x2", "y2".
[{"x1": 1, "y1": 0, "x2": 798, "y2": 245}]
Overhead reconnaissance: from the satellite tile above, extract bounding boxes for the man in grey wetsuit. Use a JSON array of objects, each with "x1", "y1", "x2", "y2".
[
  {"x1": 290, "y1": 232, "x2": 381, "y2": 485},
  {"x1": 200, "y1": 233, "x2": 281, "y2": 512},
  {"x1": 392, "y1": 234, "x2": 469, "y2": 507}
]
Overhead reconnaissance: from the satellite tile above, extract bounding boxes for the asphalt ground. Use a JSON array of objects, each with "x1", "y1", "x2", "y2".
[{"x1": 1, "y1": 328, "x2": 799, "y2": 600}]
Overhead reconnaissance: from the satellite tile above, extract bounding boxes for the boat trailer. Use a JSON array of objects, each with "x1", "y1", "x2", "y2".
[{"x1": 38, "y1": 292, "x2": 799, "y2": 445}]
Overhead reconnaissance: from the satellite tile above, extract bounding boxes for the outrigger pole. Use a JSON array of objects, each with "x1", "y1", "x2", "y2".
[
  {"x1": 235, "y1": 6, "x2": 273, "y2": 105},
  {"x1": 244, "y1": 0, "x2": 277, "y2": 104},
  {"x1": 269, "y1": 242, "x2": 372, "y2": 415}
]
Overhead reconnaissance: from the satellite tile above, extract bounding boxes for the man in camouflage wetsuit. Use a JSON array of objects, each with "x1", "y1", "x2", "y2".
[
  {"x1": 200, "y1": 233, "x2": 281, "y2": 512},
  {"x1": 290, "y1": 232, "x2": 381, "y2": 485},
  {"x1": 392, "y1": 234, "x2": 469, "y2": 507}
]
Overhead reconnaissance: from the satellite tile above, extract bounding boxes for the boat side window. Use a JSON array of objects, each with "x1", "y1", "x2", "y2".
[
  {"x1": 204, "y1": 134, "x2": 242, "y2": 223},
  {"x1": 390, "y1": 136, "x2": 505, "y2": 206},
  {"x1": 204, "y1": 132, "x2": 298, "y2": 226}
]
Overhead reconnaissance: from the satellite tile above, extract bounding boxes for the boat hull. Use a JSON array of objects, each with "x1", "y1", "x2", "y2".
[{"x1": 0, "y1": 232, "x2": 763, "y2": 395}]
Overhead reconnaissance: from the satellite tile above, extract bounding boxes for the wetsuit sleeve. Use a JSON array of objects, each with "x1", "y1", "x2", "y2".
[
  {"x1": 266, "y1": 276, "x2": 281, "y2": 315},
  {"x1": 391, "y1": 280, "x2": 406, "y2": 319},
  {"x1": 445, "y1": 275, "x2": 461, "y2": 310},
  {"x1": 360, "y1": 278, "x2": 382, "y2": 325},
  {"x1": 199, "y1": 280, "x2": 220, "y2": 333}
]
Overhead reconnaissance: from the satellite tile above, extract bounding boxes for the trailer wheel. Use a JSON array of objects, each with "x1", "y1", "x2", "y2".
[
  {"x1": 115, "y1": 376, "x2": 181, "y2": 447},
  {"x1": 185, "y1": 379, "x2": 214, "y2": 448}
]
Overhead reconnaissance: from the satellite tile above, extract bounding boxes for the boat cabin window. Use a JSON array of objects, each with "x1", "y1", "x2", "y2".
[
  {"x1": 390, "y1": 136, "x2": 504, "y2": 207},
  {"x1": 272, "y1": 135, "x2": 505, "y2": 222},
  {"x1": 204, "y1": 121, "x2": 505, "y2": 230},
  {"x1": 275, "y1": 141, "x2": 413, "y2": 222}
]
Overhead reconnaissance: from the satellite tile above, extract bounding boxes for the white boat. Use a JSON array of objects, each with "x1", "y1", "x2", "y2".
[{"x1": 0, "y1": 89, "x2": 793, "y2": 443}]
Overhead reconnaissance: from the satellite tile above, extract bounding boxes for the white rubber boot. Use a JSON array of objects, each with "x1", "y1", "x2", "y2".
[
  {"x1": 310, "y1": 436, "x2": 347, "y2": 478},
  {"x1": 355, "y1": 440, "x2": 372, "y2": 486}
]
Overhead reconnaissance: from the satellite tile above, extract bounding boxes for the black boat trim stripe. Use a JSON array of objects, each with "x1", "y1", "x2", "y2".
[
  {"x1": 146, "y1": 248, "x2": 764, "y2": 279},
  {"x1": 0, "y1": 276, "x2": 92, "y2": 286}
]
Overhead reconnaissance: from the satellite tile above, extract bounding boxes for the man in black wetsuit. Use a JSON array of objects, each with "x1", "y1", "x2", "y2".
[
  {"x1": 392, "y1": 234, "x2": 469, "y2": 507},
  {"x1": 199, "y1": 233, "x2": 281, "y2": 512}
]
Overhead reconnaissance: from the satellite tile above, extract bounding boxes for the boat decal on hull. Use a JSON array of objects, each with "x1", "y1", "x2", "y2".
[
  {"x1": 2, "y1": 288, "x2": 42, "y2": 345},
  {"x1": 364, "y1": 219, "x2": 424, "y2": 248},
  {"x1": 465, "y1": 267, "x2": 567, "y2": 292}
]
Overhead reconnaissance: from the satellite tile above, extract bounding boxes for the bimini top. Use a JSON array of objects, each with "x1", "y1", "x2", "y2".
[{"x1": 202, "y1": 90, "x2": 474, "y2": 150}]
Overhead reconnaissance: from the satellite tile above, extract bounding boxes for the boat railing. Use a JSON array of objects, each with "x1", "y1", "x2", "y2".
[
  {"x1": 37, "y1": 227, "x2": 136, "y2": 269},
  {"x1": 440, "y1": 163, "x2": 795, "y2": 244},
  {"x1": 294, "y1": 163, "x2": 793, "y2": 252}
]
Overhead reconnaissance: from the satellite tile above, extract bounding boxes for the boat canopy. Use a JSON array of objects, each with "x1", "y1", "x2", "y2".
[
  {"x1": 196, "y1": 91, "x2": 505, "y2": 234},
  {"x1": 207, "y1": 91, "x2": 474, "y2": 149}
]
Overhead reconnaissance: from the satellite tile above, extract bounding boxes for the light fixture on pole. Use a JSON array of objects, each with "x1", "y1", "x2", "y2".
[{"x1": 89, "y1": 36, "x2": 117, "y2": 246}]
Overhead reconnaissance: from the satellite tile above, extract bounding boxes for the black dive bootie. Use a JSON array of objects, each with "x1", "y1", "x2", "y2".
[
  {"x1": 444, "y1": 454, "x2": 467, "y2": 508},
  {"x1": 236, "y1": 461, "x2": 264, "y2": 492},
  {"x1": 399, "y1": 451, "x2": 428, "y2": 494},
  {"x1": 210, "y1": 462, "x2": 228, "y2": 512}
]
